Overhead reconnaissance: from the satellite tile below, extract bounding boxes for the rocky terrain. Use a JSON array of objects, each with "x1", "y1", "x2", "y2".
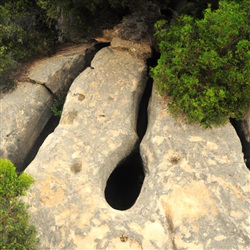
[{"x1": 1, "y1": 7, "x2": 249, "y2": 250}]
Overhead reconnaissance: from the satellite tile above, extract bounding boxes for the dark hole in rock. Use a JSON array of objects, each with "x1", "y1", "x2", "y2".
[
  {"x1": 71, "y1": 162, "x2": 82, "y2": 174},
  {"x1": 104, "y1": 150, "x2": 145, "y2": 211},
  {"x1": 170, "y1": 155, "x2": 181, "y2": 165}
]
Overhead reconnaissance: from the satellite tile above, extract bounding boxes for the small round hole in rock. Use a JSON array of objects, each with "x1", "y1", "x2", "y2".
[
  {"x1": 104, "y1": 150, "x2": 145, "y2": 211},
  {"x1": 70, "y1": 162, "x2": 82, "y2": 174}
]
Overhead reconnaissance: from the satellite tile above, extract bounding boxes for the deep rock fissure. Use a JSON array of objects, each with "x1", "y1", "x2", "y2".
[
  {"x1": 21, "y1": 42, "x2": 110, "y2": 171},
  {"x1": 104, "y1": 52, "x2": 158, "y2": 211},
  {"x1": 137, "y1": 77, "x2": 153, "y2": 141},
  {"x1": 230, "y1": 118, "x2": 250, "y2": 170},
  {"x1": 22, "y1": 116, "x2": 60, "y2": 171}
]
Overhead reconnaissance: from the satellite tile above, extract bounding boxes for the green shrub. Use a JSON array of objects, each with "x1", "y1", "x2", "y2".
[
  {"x1": 37, "y1": 0, "x2": 133, "y2": 18},
  {"x1": 0, "y1": 1, "x2": 57, "y2": 88},
  {"x1": 51, "y1": 98, "x2": 64, "y2": 117},
  {"x1": 0, "y1": 158, "x2": 38, "y2": 249},
  {"x1": 151, "y1": 0, "x2": 250, "y2": 128},
  {"x1": 36, "y1": 0, "x2": 133, "y2": 42}
]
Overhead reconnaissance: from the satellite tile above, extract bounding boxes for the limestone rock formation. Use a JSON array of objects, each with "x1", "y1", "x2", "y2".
[
  {"x1": 0, "y1": 43, "x2": 94, "y2": 171},
  {"x1": 24, "y1": 45, "x2": 249, "y2": 249},
  {"x1": 2, "y1": 5, "x2": 249, "y2": 249},
  {"x1": 111, "y1": 37, "x2": 151, "y2": 61},
  {"x1": 28, "y1": 43, "x2": 94, "y2": 99},
  {"x1": 140, "y1": 87, "x2": 250, "y2": 249},
  {"x1": 0, "y1": 82, "x2": 53, "y2": 171},
  {"x1": 24, "y1": 46, "x2": 155, "y2": 249}
]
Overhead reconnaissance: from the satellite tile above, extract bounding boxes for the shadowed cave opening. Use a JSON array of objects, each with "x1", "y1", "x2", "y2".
[{"x1": 104, "y1": 150, "x2": 145, "y2": 210}]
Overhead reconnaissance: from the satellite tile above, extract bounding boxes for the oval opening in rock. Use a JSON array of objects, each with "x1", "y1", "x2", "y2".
[{"x1": 104, "y1": 150, "x2": 145, "y2": 211}]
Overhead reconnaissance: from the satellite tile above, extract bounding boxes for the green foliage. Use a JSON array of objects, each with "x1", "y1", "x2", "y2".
[
  {"x1": 0, "y1": 0, "x2": 57, "y2": 87},
  {"x1": 0, "y1": 158, "x2": 38, "y2": 249},
  {"x1": 151, "y1": 0, "x2": 250, "y2": 128},
  {"x1": 36, "y1": 0, "x2": 73, "y2": 22},
  {"x1": 0, "y1": 0, "x2": 135, "y2": 88},
  {"x1": 37, "y1": 0, "x2": 132, "y2": 18},
  {"x1": 0, "y1": 0, "x2": 151, "y2": 89},
  {"x1": 51, "y1": 98, "x2": 64, "y2": 117},
  {"x1": 107, "y1": 0, "x2": 132, "y2": 9}
]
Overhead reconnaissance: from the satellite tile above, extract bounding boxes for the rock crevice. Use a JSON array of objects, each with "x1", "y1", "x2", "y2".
[{"x1": 0, "y1": 43, "x2": 97, "y2": 171}]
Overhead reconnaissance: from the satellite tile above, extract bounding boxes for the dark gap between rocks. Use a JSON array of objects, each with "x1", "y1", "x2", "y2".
[
  {"x1": 21, "y1": 116, "x2": 60, "y2": 172},
  {"x1": 137, "y1": 77, "x2": 153, "y2": 141},
  {"x1": 104, "y1": 50, "x2": 159, "y2": 210},
  {"x1": 84, "y1": 42, "x2": 110, "y2": 69},
  {"x1": 20, "y1": 42, "x2": 110, "y2": 172},
  {"x1": 230, "y1": 118, "x2": 250, "y2": 170}
]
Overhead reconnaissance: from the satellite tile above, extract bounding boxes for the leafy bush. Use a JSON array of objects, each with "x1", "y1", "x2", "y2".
[
  {"x1": 0, "y1": 0, "x2": 133, "y2": 88},
  {"x1": 0, "y1": 0, "x2": 57, "y2": 88},
  {"x1": 0, "y1": 158, "x2": 38, "y2": 249},
  {"x1": 36, "y1": 0, "x2": 135, "y2": 43},
  {"x1": 51, "y1": 98, "x2": 64, "y2": 117},
  {"x1": 37, "y1": 0, "x2": 133, "y2": 18},
  {"x1": 151, "y1": 0, "x2": 250, "y2": 128}
]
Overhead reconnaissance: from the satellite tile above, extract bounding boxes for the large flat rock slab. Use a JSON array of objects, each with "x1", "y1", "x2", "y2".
[
  {"x1": 0, "y1": 82, "x2": 53, "y2": 170},
  {"x1": 28, "y1": 43, "x2": 93, "y2": 98},
  {"x1": 24, "y1": 47, "x2": 168, "y2": 249},
  {"x1": 140, "y1": 88, "x2": 250, "y2": 249}
]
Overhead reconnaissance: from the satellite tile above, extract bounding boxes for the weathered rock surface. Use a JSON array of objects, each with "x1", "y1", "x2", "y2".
[
  {"x1": 28, "y1": 43, "x2": 93, "y2": 99},
  {"x1": 0, "y1": 82, "x2": 53, "y2": 170},
  {"x1": 24, "y1": 46, "x2": 160, "y2": 249},
  {"x1": 140, "y1": 87, "x2": 250, "y2": 249},
  {"x1": 97, "y1": 1, "x2": 161, "y2": 57},
  {"x1": 111, "y1": 37, "x2": 151, "y2": 61},
  {"x1": 0, "y1": 44, "x2": 93, "y2": 170},
  {"x1": 0, "y1": 43, "x2": 94, "y2": 171},
  {"x1": 24, "y1": 44, "x2": 249, "y2": 249}
]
